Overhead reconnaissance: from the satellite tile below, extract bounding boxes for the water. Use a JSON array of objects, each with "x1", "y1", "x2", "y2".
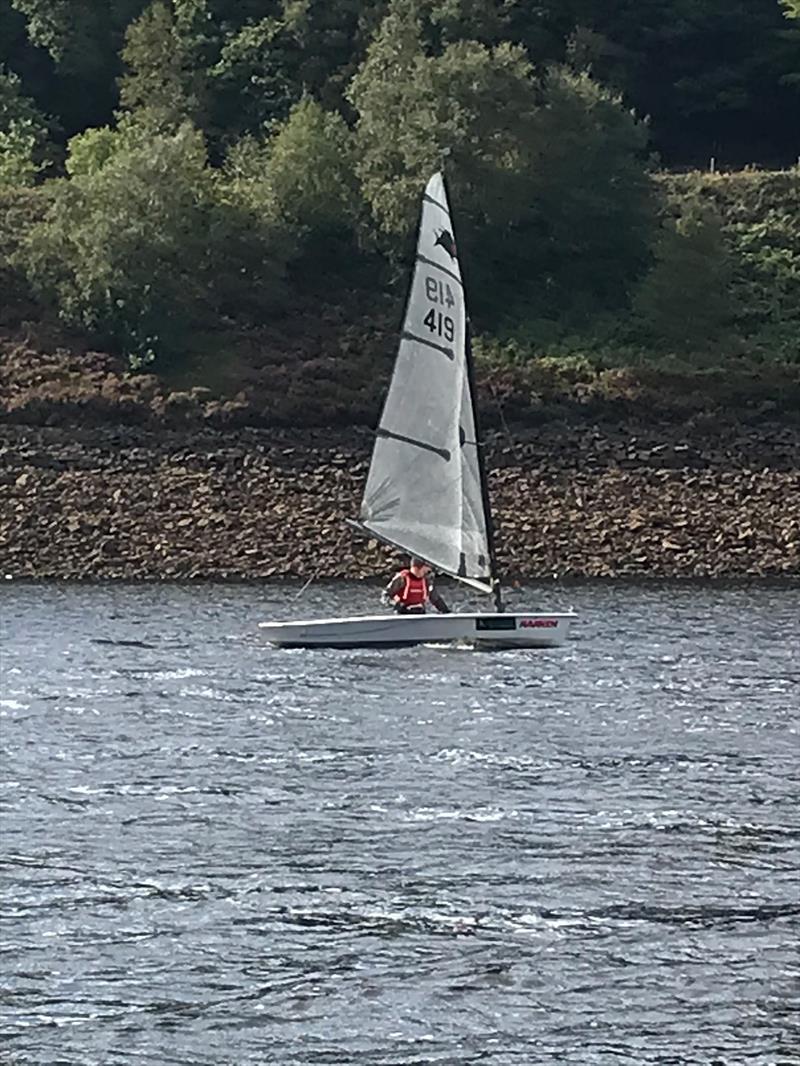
[{"x1": 1, "y1": 581, "x2": 798, "y2": 1065}]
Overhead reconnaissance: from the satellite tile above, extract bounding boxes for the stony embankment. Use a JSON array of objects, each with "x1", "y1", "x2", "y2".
[
  {"x1": 1, "y1": 339, "x2": 798, "y2": 580},
  {"x1": 1, "y1": 420, "x2": 797, "y2": 581}
]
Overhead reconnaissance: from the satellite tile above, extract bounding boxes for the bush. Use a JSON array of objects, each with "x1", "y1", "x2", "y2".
[
  {"x1": 633, "y1": 197, "x2": 733, "y2": 351},
  {"x1": 220, "y1": 98, "x2": 366, "y2": 290},
  {"x1": 658, "y1": 169, "x2": 800, "y2": 363},
  {"x1": 0, "y1": 184, "x2": 52, "y2": 319},
  {"x1": 348, "y1": 4, "x2": 655, "y2": 326},
  {"x1": 265, "y1": 97, "x2": 358, "y2": 234},
  {"x1": 16, "y1": 119, "x2": 289, "y2": 367},
  {"x1": 222, "y1": 98, "x2": 358, "y2": 235},
  {"x1": 0, "y1": 67, "x2": 51, "y2": 187}
]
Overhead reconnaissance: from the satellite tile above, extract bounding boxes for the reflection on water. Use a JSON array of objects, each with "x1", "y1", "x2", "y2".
[{"x1": 1, "y1": 581, "x2": 798, "y2": 1064}]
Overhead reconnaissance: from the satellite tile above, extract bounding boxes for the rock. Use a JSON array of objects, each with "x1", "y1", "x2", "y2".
[{"x1": 0, "y1": 420, "x2": 798, "y2": 580}]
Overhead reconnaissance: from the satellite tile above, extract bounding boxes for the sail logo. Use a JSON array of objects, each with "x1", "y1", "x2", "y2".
[
  {"x1": 434, "y1": 229, "x2": 457, "y2": 260},
  {"x1": 519, "y1": 618, "x2": 558, "y2": 628}
]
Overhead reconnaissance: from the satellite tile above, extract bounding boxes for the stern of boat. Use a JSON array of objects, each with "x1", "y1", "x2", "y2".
[{"x1": 471, "y1": 612, "x2": 576, "y2": 648}]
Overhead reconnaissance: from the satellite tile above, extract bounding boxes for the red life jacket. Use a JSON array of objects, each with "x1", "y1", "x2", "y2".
[{"x1": 395, "y1": 569, "x2": 428, "y2": 607}]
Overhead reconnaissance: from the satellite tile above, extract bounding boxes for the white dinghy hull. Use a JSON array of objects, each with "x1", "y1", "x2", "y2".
[{"x1": 259, "y1": 612, "x2": 576, "y2": 649}]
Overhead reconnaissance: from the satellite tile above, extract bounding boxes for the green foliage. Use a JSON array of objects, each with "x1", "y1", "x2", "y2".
[
  {"x1": 221, "y1": 99, "x2": 357, "y2": 230},
  {"x1": 195, "y1": 1, "x2": 382, "y2": 146},
  {"x1": 9, "y1": 0, "x2": 146, "y2": 75},
  {"x1": 349, "y1": 7, "x2": 544, "y2": 236},
  {"x1": 65, "y1": 126, "x2": 119, "y2": 177},
  {"x1": 7, "y1": 0, "x2": 148, "y2": 135},
  {"x1": 1, "y1": 0, "x2": 798, "y2": 383},
  {"x1": 17, "y1": 122, "x2": 209, "y2": 363},
  {"x1": 207, "y1": 15, "x2": 298, "y2": 142},
  {"x1": 165, "y1": 0, "x2": 571, "y2": 151},
  {"x1": 263, "y1": 97, "x2": 358, "y2": 231},
  {"x1": 413, "y1": 0, "x2": 575, "y2": 64},
  {"x1": 569, "y1": 0, "x2": 800, "y2": 166},
  {"x1": 511, "y1": 67, "x2": 654, "y2": 316},
  {"x1": 2, "y1": 0, "x2": 797, "y2": 168},
  {"x1": 15, "y1": 121, "x2": 289, "y2": 366},
  {"x1": 633, "y1": 199, "x2": 733, "y2": 351},
  {"x1": 349, "y1": 6, "x2": 654, "y2": 323},
  {"x1": 276, "y1": 0, "x2": 383, "y2": 112},
  {"x1": 0, "y1": 181, "x2": 48, "y2": 248},
  {"x1": 220, "y1": 97, "x2": 366, "y2": 292},
  {"x1": 0, "y1": 67, "x2": 50, "y2": 186},
  {"x1": 780, "y1": 0, "x2": 800, "y2": 17},
  {"x1": 0, "y1": 120, "x2": 40, "y2": 186},
  {"x1": 658, "y1": 169, "x2": 800, "y2": 362},
  {"x1": 0, "y1": 182, "x2": 50, "y2": 313},
  {"x1": 119, "y1": 1, "x2": 203, "y2": 128}
]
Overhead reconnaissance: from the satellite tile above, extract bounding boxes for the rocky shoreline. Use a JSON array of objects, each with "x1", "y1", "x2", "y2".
[{"x1": 2, "y1": 419, "x2": 798, "y2": 582}]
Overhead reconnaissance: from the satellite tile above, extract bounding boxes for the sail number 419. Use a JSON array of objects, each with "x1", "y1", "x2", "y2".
[{"x1": 424, "y1": 275, "x2": 456, "y2": 343}]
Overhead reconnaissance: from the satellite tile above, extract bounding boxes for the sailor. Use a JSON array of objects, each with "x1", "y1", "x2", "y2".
[{"x1": 382, "y1": 557, "x2": 450, "y2": 615}]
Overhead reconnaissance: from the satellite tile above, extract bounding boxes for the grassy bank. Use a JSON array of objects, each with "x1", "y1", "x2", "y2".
[{"x1": 2, "y1": 332, "x2": 800, "y2": 434}]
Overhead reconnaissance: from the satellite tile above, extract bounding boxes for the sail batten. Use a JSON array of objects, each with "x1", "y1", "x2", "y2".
[
  {"x1": 415, "y1": 254, "x2": 463, "y2": 285},
  {"x1": 356, "y1": 172, "x2": 494, "y2": 590},
  {"x1": 422, "y1": 193, "x2": 449, "y2": 212},
  {"x1": 375, "y1": 427, "x2": 451, "y2": 462},
  {"x1": 399, "y1": 331, "x2": 455, "y2": 358}
]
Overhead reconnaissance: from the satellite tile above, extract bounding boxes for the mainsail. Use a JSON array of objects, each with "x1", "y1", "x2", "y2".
[{"x1": 355, "y1": 172, "x2": 495, "y2": 594}]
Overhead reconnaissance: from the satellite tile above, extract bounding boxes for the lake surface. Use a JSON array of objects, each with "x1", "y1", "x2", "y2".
[{"x1": 1, "y1": 581, "x2": 798, "y2": 1065}]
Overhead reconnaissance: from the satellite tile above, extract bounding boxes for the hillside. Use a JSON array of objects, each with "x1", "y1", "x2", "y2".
[
  {"x1": 1, "y1": 168, "x2": 798, "y2": 430},
  {"x1": 2, "y1": 163, "x2": 798, "y2": 582}
]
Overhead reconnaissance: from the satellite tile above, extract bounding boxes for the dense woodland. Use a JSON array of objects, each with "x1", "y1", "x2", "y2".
[{"x1": 1, "y1": 0, "x2": 799, "y2": 379}]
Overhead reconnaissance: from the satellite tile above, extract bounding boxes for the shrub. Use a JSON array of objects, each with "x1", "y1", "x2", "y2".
[
  {"x1": 633, "y1": 197, "x2": 733, "y2": 351},
  {"x1": 222, "y1": 98, "x2": 358, "y2": 235},
  {"x1": 348, "y1": 4, "x2": 655, "y2": 326},
  {"x1": 0, "y1": 67, "x2": 51, "y2": 187},
  {"x1": 16, "y1": 119, "x2": 288, "y2": 366},
  {"x1": 220, "y1": 98, "x2": 365, "y2": 289},
  {"x1": 657, "y1": 169, "x2": 800, "y2": 363}
]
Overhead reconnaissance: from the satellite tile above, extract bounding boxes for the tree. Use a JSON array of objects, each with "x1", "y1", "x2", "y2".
[
  {"x1": 119, "y1": 1, "x2": 205, "y2": 129},
  {"x1": 567, "y1": 0, "x2": 800, "y2": 166},
  {"x1": 16, "y1": 120, "x2": 288, "y2": 364},
  {"x1": 3, "y1": 0, "x2": 145, "y2": 137},
  {"x1": 517, "y1": 67, "x2": 655, "y2": 315},
  {"x1": 197, "y1": 0, "x2": 383, "y2": 145},
  {"x1": 221, "y1": 97, "x2": 362, "y2": 289},
  {"x1": 349, "y1": 4, "x2": 655, "y2": 323},
  {"x1": 207, "y1": 15, "x2": 298, "y2": 141},
  {"x1": 348, "y1": 4, "x2": 537, "y2": 236},
  {"x1": 276, "y1": 0, "x2": 386, "y2": 113},
  {"x1": 9, "y1": 0, "x2": 146, "y2": 76},
  {"x1": 0, "y1": 66, "x2": 50, "y2": 186},
  {"x1": 261, "y1": 96, "x2": 358, "y2": 231},
  {"x1": 633, "y1": 198, "x2": 733, "y2": 351},
  {"x1": 419, "y1": 0, "x2": 575, "y2": 63}
]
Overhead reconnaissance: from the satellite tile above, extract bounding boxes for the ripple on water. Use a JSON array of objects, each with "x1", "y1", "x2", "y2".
[{"x1": 0, "y1": 580, "x2": 798, "y2": 1064}]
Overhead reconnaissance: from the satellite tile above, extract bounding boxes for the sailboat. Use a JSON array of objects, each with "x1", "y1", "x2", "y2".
[{"x1": 259, "y1": 172, "x2": 576, "y2": 649}]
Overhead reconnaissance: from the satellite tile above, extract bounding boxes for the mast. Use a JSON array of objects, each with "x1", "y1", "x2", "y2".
[
  {"x1": 441, "y1": 167, "x2": 504, "y2": 613},
  {"x1": 465, "y1": 318, "x2": 504, "y2": 613}
]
